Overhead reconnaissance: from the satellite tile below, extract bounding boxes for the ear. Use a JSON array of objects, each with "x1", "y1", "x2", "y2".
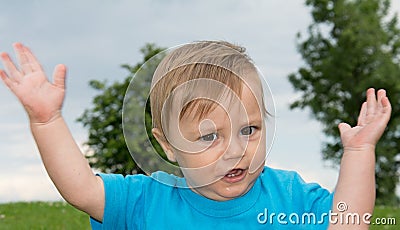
[{"x1": 152, "y1": 128, "x2": 177, "y2": 162}]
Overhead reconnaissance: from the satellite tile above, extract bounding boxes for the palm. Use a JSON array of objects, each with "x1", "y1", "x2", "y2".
[
  {"x1": 0, "y1": 43, "x2": 66, "y2": 124},
  {"x1": 339, "y1": 88, "x2": 391, "y2": 151}
]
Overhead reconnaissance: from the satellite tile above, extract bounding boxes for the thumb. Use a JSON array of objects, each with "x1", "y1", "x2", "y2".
[
  {"x1": 52, "y1": 64, "x2": 67, "y2": 89},
  {"x1": 338, "y1": 122, "x2": 351, "y2": 134}
]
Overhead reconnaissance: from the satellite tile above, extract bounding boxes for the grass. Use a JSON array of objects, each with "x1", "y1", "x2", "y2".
[
  {"x1": 0, "y1": 202, "x2": 398, "y2": 229},
  {"x1": 370, "y1": 206, "x2": 400, "y2": 229},
  {"x1": 0, "y1": 201, "x2": 90, "y2": 230}
]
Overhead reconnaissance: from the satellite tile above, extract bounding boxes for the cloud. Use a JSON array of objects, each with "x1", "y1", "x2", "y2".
[
  {"x1": 0, "y1": 163, "x2": 62, "y2": 202},
  {"x1": 1, "y1": 0, "x2": 398, "y2": 203}
]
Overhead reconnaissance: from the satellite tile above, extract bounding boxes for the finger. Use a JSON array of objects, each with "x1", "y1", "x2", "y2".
[
  {"x1": 0, "y1": 69, "x2": 15, "y2": 89},
  {"x1": 357, "y1": 102, "x2": 367, "y2": 126},
  {"x1": 376, "y1": 89, "x2": 391, "y2": 126},
  {"x1": 21, "y1": 45, "x2": 43, "y2": 72},
  {"x1": 338, "y1": 122, "x2": 351, "y2": 134},
  {"x1": 13, "y1": 42, "x2": 33, "y2": 74},
  {"x1": 377, "y1": 89, "x2": 386, "y2": 109},
  {"x1": 0, "y1": 52, "x2": 22, "y2": 80},
  {"x1": 381, "y1": 95, "x2": 391, "y2": 109},
  {"x1": 381, "y1": 96, "x2": 392, "y2": 120},
  {"x1": 366, "y1": 88, "x2": 377, "y2": 117},
  {"x1": 377, "y1": 89, "x2": 392, "y2": 117},
  {"x1": 52, "y1": 64, "x2": 67, "y2": 89}
]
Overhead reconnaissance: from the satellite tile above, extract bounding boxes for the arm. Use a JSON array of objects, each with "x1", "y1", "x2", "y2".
[
  {"x1": 329, "y1": 88, "x2": 391, "y2": 229},
  {"x1": 0, "y1": 43, "x2": 104, "y2": 221}
]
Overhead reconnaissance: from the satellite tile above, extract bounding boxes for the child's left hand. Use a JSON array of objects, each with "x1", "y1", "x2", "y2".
[{"x1": 338, "y1": 88, "x2": 391, "y2": 152}]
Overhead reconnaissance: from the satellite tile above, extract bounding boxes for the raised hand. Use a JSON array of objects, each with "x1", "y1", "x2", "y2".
[
  {"x1": 338, "y1": 88, "x2": 392, "y2": 152},
  {"x1": 0, "y1": 43, "x2": 66, "y2": 124}
]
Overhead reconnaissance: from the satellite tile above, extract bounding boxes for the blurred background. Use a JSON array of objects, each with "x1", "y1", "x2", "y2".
[{"x1": 0, "y1": 0, "x2": 399, "y2": 205}]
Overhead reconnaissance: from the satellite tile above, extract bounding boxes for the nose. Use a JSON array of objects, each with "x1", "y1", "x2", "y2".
[{"x1": 222, "y1": 136, "x2": 246, "y2": 161}]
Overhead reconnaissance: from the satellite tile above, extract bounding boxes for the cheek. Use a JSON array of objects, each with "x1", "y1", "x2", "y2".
[
  {"x1": 174, "y1": 144, "x2": 225, "y2": 169},
  {"x1": 175, "y1": 147, "x2": 226, "y2": 188}
]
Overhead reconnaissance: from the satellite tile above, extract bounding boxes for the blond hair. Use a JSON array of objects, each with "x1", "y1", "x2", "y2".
[{"x1": 150, "y1": 41, "x2": 262, "y2": 140}]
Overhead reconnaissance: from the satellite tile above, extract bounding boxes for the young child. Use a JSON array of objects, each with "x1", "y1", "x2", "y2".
[{"x1": 0, "y1": 41, "x2": 391, "y2": 229}]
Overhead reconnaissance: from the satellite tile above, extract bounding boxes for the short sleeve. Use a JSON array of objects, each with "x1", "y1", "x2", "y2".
[
  {"x1": 262, "y1": 167, "x2": 334, "y2": 228},
  {"x1": 291, "y1": 172, "x2": 334, "y2": 225},
  {"x1": 90, "y1": 173, "x2": 147, "y2": 230}
]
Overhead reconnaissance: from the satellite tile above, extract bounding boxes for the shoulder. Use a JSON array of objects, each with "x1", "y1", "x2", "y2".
[
  {"x1": 260, "y1": 166, "x2": 333, "y2": 212},
  {"x1": 260, "y1": 166, "x2": 304, "y2": 183},
  {"x1": 261, "y1": 166, "x2": 327, "y2": 189},
  {"x1": 97, "y1": 172, "x2": 149, "y2": 189},
  {"x1": 260, "y1": 166, "x2": 332, "y2": 199},
  {"x1": 98, "y1": 171, "x2": 184, "y2": 192}
]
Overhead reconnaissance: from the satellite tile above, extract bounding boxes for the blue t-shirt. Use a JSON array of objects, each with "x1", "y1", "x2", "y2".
[{"x1": 90, "y1": 166, "x2": 333, "y2": 229}]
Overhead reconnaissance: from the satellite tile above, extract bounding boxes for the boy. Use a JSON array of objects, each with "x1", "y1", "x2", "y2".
[{"x1": 0, "y1": 41, "x2": 391, "y2": 229}]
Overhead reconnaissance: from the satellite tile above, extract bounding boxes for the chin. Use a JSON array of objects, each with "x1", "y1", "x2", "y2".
[
  {"x1": 217, "y1": 178, "x2": 256, "y2": 200},
  {"x1": 220, "y1": 187, "x2": 251, "y2": 200}
]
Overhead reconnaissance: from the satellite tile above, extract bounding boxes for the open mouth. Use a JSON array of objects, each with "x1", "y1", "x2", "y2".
[{"x1": 222, "y1": 168, "x2": 247, "y2": 183}]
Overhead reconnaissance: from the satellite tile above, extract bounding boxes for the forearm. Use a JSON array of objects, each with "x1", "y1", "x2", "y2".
[
  {"x1": 30, "y1": 114, "x2": 103, "y2": 213},
  {"x1": 330, "y1": 147, "x2": 375, "y2": 228}
]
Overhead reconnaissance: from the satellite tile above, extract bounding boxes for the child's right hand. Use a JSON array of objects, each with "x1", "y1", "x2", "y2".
[{"x1": 0, "y1": 43, "x2": 66, "y2": 124}]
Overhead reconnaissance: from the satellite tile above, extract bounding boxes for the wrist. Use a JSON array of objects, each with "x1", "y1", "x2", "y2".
[
  {"x1": 29, "y1": 111, "x2": 63, "y2": 127},
  {"x1": 343, "y1": 144, "x2": 375, "y2": 153}
]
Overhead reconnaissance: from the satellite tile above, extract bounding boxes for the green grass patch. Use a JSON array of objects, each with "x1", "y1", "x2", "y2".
[
  {"x1": 0, "y1": 201, "x2": 90, "y2": 230},
  {"x1": 370, "y1": 206, "x2": 399, "y2": 229}
]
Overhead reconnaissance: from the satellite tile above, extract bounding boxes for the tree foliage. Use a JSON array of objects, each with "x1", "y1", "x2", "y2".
[
  {"x1": 289, "y1": 0, "x2": 400, "y2": 205},
  {"x1": 77, "y1": 44, "x2": 165, "y2": 175}
]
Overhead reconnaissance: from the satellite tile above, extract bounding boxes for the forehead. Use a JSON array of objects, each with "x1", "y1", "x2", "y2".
[
  {"x1": 180, "y1": 80, "x2": 264, "y2": 124},
  {"x1": 184, "y1": 68, "x2": 262, "y2": 116}
]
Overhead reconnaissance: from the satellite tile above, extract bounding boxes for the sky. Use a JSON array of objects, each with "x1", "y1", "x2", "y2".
[{"x1": 0, "y1": 0, "x2": 399, "y2": 203}]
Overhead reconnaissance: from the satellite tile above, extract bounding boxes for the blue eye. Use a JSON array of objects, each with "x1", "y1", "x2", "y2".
[
  {"x1": 200, "y1": 133, "x2": 217, "y2": 142},
  {"x1": 240, "y1": 126, "x2": 256, "y2": 136}
]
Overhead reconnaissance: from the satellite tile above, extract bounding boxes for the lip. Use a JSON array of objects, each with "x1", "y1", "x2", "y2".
[{"x1": 221, "y1": 168, "x2": 247, "y2": 183}]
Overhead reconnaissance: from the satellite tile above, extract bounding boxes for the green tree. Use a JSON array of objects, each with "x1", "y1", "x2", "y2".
[
  {"x1": 289, "y1": 0, "x2": 400, "y2": 205},
  {"x1": 77, "y1": 43, "x2": 166, "y2": 175}
]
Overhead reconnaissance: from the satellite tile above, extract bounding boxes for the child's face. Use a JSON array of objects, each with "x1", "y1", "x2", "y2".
[{"x1": 157, "y1": 72, "x2": 266, "y2": 201}]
